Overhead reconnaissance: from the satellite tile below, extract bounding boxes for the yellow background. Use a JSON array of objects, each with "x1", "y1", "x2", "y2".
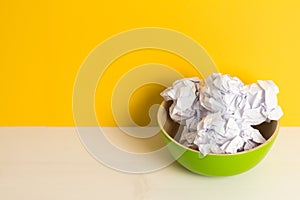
[{"x1": 0, "y1": 0, "x2": 299, "y2": 126}]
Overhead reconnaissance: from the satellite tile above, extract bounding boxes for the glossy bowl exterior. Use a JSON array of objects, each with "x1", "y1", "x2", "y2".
[{"x1": 158, "y1": 101, "x2": 279, "y2": 176}]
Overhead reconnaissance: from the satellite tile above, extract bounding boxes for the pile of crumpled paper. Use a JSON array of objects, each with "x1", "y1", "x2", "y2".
[{"x1": 161, "y1": 73, "x2": 283, "y2": 156}]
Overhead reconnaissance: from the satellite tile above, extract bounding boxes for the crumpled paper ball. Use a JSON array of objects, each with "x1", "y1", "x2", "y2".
[{"x1": 161, "y1": 73, "x2": 283, "y2": 156}]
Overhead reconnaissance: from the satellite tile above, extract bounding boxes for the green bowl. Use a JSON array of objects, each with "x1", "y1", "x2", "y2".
[{"x1": 157, "y1": 101, "x2": 280, "y2": 176}]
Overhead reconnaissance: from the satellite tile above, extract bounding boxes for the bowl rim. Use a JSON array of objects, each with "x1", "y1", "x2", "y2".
[{"x1": 157, "y1": 101, "x2": 280, "y2": 156}]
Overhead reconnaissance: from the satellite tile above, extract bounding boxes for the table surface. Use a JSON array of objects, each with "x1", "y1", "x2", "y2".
[{"x1": 0, "y1": 127, "x2": 299, "y2": 200}]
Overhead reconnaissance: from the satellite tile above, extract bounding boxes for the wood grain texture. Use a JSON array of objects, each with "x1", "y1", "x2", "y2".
[{"x1": 0, "y1": 127, "x2": 299, "y2": 200}]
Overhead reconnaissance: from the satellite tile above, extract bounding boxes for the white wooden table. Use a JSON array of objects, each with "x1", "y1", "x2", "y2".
[{"x1": 0, "y1": 127, "x2": 299, "y2": 200}]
